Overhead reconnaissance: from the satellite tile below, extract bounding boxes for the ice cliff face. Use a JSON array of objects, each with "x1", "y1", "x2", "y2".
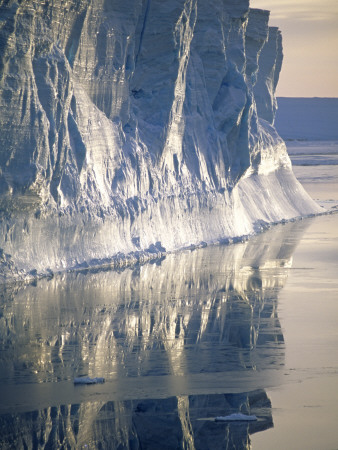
[{"x1": 0, "y1": 0, "x2": 321, "y2": 278}]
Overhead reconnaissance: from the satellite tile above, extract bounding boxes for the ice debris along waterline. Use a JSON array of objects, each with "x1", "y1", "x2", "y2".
[
  {"x1": 0, "y1": 1, "x2": 323, "y2": 281},
  {"x1": 74, "y1": 377, "x2": 105, "y2": 385}
]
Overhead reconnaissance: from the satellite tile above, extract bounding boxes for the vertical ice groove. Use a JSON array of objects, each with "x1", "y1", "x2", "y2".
[
  {"x1": 134, "y1": 0, "x2": 151, "y2": 66},
  {"x1": 162, "y1": 0, "x2": 197, "y2": 173}
]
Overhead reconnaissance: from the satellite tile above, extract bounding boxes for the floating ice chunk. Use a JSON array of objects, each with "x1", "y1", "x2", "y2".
[
  {"x1": 215, "y1": 413, "x2": 257, "y2": 422},
  {"x1": 74, "y1": 377, "x2": 105, "y2": 385}
]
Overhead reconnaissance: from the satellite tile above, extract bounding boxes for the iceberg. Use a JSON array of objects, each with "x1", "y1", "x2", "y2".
[{"x1": 0, "y1": 0, "x2": 322, "y2": 280}]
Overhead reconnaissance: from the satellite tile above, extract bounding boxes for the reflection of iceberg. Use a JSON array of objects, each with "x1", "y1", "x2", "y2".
[
  {"x1": 0, "y1": 220, "x2": 307, "y2": 387},
  {"x1": 0, "y1": 220, "x2": 309, "y2": 447},
  {"x1": 0, "y1": 391, "x2": 272, "y2": 449}
]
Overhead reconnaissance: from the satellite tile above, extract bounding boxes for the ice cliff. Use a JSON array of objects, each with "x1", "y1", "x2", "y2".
[{"x1": 0, "y1": 0, "x2": 321, "y2": 279}]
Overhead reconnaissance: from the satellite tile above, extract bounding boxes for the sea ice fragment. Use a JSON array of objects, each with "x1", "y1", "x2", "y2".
[
  {"x1": 214, "y1": 413, "x2": 257, "y2": 422},
  {"x1": 74, "y1": 377, "x2": 105, "y2": 385}
]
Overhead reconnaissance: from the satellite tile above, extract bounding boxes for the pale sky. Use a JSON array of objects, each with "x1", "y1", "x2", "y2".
[{"x1": 250, "y1": 0, "x2": 338, "y2": 97}]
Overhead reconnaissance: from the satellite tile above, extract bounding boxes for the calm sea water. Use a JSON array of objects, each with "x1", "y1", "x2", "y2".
[
  {"x1": 0, "y1": 142, "x2": 337, "y2": 449},
  {"x1": 251, "y1": 140, "x2": 338, "y2": 450},
  {"x1": 251, "y1": 213, "x2": 338, "y2": 450}
]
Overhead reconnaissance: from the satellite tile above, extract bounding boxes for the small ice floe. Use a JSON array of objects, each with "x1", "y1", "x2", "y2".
[
  {"x1": 215, "y1": 413, "x2": 257, "y2": 422},
  {"x1": 74, "y1": 377, "x2": 105, "y2": 385}
]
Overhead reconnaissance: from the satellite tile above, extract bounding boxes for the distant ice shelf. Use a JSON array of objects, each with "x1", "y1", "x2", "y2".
[{"x1": 275, "y1": 98, "x2": 338, "y2": 141}]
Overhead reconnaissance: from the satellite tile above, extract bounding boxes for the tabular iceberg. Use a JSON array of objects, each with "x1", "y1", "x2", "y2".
[{"x1": 0, "y1": 0, "x2": 322, "y2": 280}]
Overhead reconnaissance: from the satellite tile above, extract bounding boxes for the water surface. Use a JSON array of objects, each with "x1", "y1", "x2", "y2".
[
  {"x1": 251, "y1": 213, "x2": 338, "y2": 450},
  {"x1": 0, "y1": 220, "x2": 308, "y2": 448},
  {"x1": 251, "y1": 141, "x2": 338, "y2": 449}
]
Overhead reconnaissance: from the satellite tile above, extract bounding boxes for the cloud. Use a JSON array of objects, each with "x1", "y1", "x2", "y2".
[
  {"x1": 250, "y1": 0, "x2": 338, "y2": 96},
  {"x1": 250, "y1": 0, "x2": 338, "y2": 22}
]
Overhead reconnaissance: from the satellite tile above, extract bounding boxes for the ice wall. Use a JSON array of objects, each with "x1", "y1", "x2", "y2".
[{"x1": 0, "y1": 0, "x2": 322, "y2": 279}]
